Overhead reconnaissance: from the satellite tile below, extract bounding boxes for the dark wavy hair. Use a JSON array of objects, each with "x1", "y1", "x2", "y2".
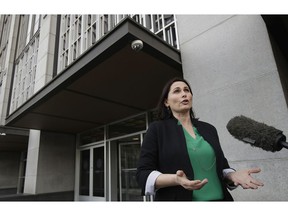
[{"x1": 157, "y1": 77, "x2": 196, "y2": 120}]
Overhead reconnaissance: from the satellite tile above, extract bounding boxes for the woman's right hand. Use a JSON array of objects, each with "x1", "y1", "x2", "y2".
[{"x1": 176, "y1": 170, "x2": 208, "y2": 190}]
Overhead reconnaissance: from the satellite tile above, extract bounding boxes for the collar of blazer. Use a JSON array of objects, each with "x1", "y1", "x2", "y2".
[{"x1": 168, "y1": 115, "x2": 200, "y2": 127}]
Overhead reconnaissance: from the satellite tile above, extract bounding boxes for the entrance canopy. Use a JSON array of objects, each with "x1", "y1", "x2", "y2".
[{"x1": 5, "y1": 18, "x2": 182, "y2": 134}]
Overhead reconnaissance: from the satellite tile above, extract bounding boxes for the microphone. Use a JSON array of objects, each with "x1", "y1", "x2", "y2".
[{"x1": 226, "y1": 115, "x2": 288, "y2": 152}]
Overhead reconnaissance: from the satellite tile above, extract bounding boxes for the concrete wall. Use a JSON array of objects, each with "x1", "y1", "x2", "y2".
[
  {"x1": 0, "y1": 152, "x2": 20, "y2": 191},
  {"x1": 176, "y1": 15, "x2": 288, "y2": 201},
  {"x1": 36, "y1": 131, "x2": 76, "y2": 193},
  {"x1": 24, "y1": 131, "x2": 75, "y2": 194}
]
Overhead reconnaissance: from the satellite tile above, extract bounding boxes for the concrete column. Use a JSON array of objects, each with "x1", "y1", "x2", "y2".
[
  {"x1": 34, "y1": 15, "x2": 57, "y2": 93},
  {"x1": 24, "y1": 130, "x2": 41, "y2": 194}
]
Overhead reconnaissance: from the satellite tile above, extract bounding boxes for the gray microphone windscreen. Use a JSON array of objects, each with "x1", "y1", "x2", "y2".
[{"x1": 226, "y1": 115, "x2": 283, "y2": 152}]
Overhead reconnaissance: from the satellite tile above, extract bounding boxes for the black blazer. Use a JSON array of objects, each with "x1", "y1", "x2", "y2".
[{"x1": 136, "y1": 117, "x2": 234, "y2": 201}]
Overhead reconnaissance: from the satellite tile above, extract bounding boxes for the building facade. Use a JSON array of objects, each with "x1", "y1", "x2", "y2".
[{"x1": 0, "y1": 14, "x2": 287, "y2": 201}]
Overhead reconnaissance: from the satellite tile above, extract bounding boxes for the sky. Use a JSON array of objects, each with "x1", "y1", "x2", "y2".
[{"x1": 1, "y1": 0, "x2": 287, "y2": 14}]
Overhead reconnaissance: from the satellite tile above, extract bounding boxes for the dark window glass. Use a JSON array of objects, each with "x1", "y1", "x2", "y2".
[
  {"x1": 108, "y1": 114, "x2": 146, "y2": 139},
  {"x1": 79, "y1": 127, "x2": 104, "y2": 145},
  {"x1": 79, "y1": 149, "x2": 90, "y2": 195},
  {"x1": 93, "y1": 146, "x2": 104, "y2": 197},
  {"x1": 120, "y1": 142, "x2": 141, "y2": 201}
]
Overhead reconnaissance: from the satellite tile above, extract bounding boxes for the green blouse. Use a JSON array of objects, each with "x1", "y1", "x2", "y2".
[{"x1": 179, "y1": 122, "x2": 224, "y2": 201}]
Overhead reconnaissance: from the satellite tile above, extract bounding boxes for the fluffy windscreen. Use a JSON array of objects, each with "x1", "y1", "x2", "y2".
[{"x1": 226, "y1": 115, "x2": 283, "y2": 152}]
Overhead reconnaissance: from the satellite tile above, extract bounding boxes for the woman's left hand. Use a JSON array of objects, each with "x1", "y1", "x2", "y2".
[{"x1": 226, "y1": 168, "x2": 264, "y2": 189}]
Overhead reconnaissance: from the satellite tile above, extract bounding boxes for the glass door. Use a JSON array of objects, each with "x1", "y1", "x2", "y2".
[
  {"x1": 79, "y1": 145, "x2": 105, "y2": 201},
  {"x1": 118, "y1": 139, "x2": 142, "y2": 201},
  {"x1": 93, "y1": 146, "x2": 105, "y2": 198},
  {"x1": 79, "y1": 149, "x2": 90, "y2": 197}
]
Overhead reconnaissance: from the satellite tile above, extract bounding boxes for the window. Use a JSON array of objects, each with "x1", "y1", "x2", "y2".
[
  {"x1": 79, "y1": 146, "x2": 105, "y2": 198},
  {"x1": 107, "y1": 114, "x2": 146, "y2": 139},
  {"x1": 79, "y1": 127, "x2": 105, "y2": 146},
  {"x1": 0, "y1": 15, "x2": 11, "y2": 84},
  {"x1": 57, "y1": 14, "x2": 179, "y2": 73},
  {"x1": 9, "y1": 15, "x2": 40, "y2": 114}
]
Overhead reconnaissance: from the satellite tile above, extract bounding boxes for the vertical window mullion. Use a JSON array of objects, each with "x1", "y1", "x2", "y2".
[{"x1": 90, "y1": 149, "x2": 93, "y2": 197}]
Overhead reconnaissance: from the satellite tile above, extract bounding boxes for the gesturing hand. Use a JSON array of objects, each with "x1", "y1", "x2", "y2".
[
  {"x1": 176, "y1": 170, "x2": 208, "y2": 190},
  {"x1": 227, "y1": 168, "x2": 264, "y2": 189}
]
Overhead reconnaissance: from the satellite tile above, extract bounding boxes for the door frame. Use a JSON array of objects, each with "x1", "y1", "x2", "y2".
[
  {"x1": 77, "y1": 143, "x2": 106, "y2": 201},
  {"x1": 118, "y1": 139, "x2": 141, "y2": 201}
]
